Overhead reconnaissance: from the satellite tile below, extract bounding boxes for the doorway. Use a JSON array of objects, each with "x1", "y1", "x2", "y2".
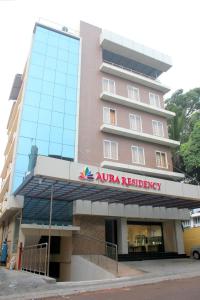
[
  {"x1": 127, "y1": 222, "x2": 164, "y2": 253},
  {"x1": 105, "y1": 219, "x2": 118, "y2": 245}
]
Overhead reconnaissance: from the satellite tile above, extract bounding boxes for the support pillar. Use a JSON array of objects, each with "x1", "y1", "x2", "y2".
[
  {"x1": 175, "y1": 220, "x2": 185, "y2": 254},
  {"x1": 117, "y1": 218, "x2": 128, "y2": 254}
]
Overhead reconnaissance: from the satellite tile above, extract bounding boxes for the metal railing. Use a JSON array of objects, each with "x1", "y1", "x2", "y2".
[
  {"x1": 103, "y1": 59, "x2": 160, "y2": 81},
  {"x1": 21, "y1": 243, "x2": 48, "y2": 276},
  {"x1": 73, "y1": 233, "x2": 118, "y2": 275}
]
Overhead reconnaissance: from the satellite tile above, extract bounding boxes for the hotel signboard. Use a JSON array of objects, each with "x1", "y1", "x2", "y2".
[{"x1": 79, "y1": 167, "x2": 161, "y2": 191}]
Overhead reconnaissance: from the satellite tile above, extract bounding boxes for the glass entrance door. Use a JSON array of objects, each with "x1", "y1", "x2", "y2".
[{"x1": 128, "y1": 222, "x2": 164, "y2": 253}]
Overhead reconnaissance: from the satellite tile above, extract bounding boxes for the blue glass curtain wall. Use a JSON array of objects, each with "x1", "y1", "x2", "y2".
[
  {"x1": 12, "y1": 25, "x2": 80, "y2": 192},
  {"x1": 22, "y1": 197, "x2": 73, "y2": 226}
]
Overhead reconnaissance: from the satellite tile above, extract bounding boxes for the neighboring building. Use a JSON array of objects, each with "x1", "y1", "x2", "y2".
[
  {"x1": 1, "y1": 20, "x2": 200, "y2": 281},
  {"x1": 182, "y1": 209, "x2": 200, "y2": 256}
]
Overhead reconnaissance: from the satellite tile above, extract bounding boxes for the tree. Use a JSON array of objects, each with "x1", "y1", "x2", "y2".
[
  {"x1": 180, "y1": 121, "x2": 200, "y2": 183},
  {"x1": 166, "y1": 88, "x2": 200, "y2": 183}
]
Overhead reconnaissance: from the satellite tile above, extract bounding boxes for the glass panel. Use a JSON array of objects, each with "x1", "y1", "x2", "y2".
[
  {"x1": 128, "y1": 224, "x2": 163, "y2": 253},
  {"x1": 43, "y1": 68, "x2": 55, "y2": 82},
  {"x1": 31, "y1": 52, "x2": 45, "y2": 67},
  {"x1": 38, "y1": 109, "x2": 52, "y2": 125},
  {"x1": 110, "y1": 109, "x2": 116, "y2": 125},
  {"x1": 46, "y1": 45, "x2": 57, "y2": 58},
  {"x1": 103, "y1": 107, "x2": 110, "y2": 124},
  {"x1": 34, "y1": 27, "x2": 49, "y2": 43},
  {"x1": 49, "y1": 142, "x2": 62, "y2": 156},
  {"x1": 22, "y1": 105, "x2": 39, "y2": 123},
  {"x1": 20, "y1": 121, "x2": 37, "y2": 138},
  {"x1": 36, "y1": 140, "x2": 49, "y2": 156},
  {"x1": 63, "y1": 129, "x2": 75, "y2": 146},
  {"x1": 128, "y1": 86, "x2": 139, "y2": 101},
  {"x1": 62, "y1": 145, "x2": 74, "y2": 158},
  {"x1": 15, "y1": 154, "x2": 29, "y2": 172},
  {"x1": 32, "y1": 40, "x2": 47, "y2": 55},
  {"x1": 104, "y1": 141, "x2": 110, "y2": 158},
  {"x1": 65, "y1": 100, "x2": 76, "y2": 115},
  {"x1": 29, "y1": 64, "x2": 43, "y2": 79},
  {"x1": 24, "y1": 90, "x2": 40, "y2": 107},
  {"x1": 53, "y1": 98, "x2": 65, "y2": 113},
  {"x1": 63, "y1": 115, "x2": 76, "y2": 130},
  {"x1": 40, "y1": 94, "x2": 53, "y2": 110},
  {"x1": 50, "y1": 127, "x2": 63, "y2": 144},
  {"x1": 111, "y1": 141, "x2": 117, "y2": 159},
  {"x1": 17, "y1": 137, "x2": 33, "y2": 155},
  {"x1": 27, "y1": 77, "x2": 42, "y2": 93},
  {"x1": 54, "y1": 83, "x2": 66, "y2": 98},
  {"x1": 51, "y1": 111, "x2": 64, "y2": 127},
  {"x1": 55, "y1": 71, "x2": 67, "y2": 85},
  {"x1": 42, "y1": 81, "x2": 54, "y2": 96},
  {"x1": 36, "y1": 123, "x2": 50, "y2": 141}
]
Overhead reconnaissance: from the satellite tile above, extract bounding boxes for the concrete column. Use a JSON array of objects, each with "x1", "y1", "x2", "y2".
[
  {"x1": 175, "y1": 220, "x2": 185, "y2": 254},
  {"x1": 117, "y1": 218, "x2": 128, "y2": 254}
]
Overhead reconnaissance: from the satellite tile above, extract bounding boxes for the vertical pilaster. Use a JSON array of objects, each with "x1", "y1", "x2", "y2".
[{"x1": 117, "y1": 218, "x2": 128, "y2": 254}]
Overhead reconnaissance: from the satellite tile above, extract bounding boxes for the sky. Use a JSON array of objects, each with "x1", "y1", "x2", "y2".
[{"x1": 0, "y1": 0, "x2": 200, "y2": 173}]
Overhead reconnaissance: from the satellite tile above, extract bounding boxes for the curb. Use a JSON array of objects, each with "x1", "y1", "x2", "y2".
[{"x1": 1, "y1": 271, "x2": 200, "y2": 300}]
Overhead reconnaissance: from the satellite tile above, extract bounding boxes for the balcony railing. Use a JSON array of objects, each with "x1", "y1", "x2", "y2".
[
  {"x1": 101, "y1": 123, "x2": 180, "y2": 148},
  {"x1": 100, "y1": 62, "x2": 170, "y2": 93},
  {"x1": 100, "y1": 91, "x2": 175, "y2": 119}
]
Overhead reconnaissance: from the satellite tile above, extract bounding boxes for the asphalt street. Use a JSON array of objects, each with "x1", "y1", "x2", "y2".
[{"x1": 41, "y1": 277, "x2": 200, "y2": 300}]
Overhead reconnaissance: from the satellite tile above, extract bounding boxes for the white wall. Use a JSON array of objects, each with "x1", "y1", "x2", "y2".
[{"x1": 70, "y1": 255, "x2": 115, "y2": 281}]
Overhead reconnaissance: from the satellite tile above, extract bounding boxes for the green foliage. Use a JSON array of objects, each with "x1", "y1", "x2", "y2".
[
  {"x1": 166, "y1": 88, "x2": 200, "y2": 183},
  {"x1": 180, "y1": 121, "x2": 200, "y2": 183}
]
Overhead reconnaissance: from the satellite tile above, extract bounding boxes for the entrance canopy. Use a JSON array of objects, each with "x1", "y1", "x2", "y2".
[{"x1": 14, "y1": 156, "x2": 200, "y2": 210}]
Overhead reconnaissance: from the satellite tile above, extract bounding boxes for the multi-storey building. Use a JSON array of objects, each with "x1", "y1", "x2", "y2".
[{"x1": 1, "y1": 20, "x2": 200, "y2": 281}]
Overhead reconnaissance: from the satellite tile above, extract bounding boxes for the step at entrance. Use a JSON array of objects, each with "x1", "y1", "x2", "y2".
[{"x1": 118, "y1": 252, "x2": 188, "y2": 261}]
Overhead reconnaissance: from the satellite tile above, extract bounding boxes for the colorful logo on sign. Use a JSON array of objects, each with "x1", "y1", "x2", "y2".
[
  {"x1": 79, "y1": 167, "x2": 161, "y2": 191},
  {"x1": 79, "y1": 167, "x2": 94, "y2": 180}
]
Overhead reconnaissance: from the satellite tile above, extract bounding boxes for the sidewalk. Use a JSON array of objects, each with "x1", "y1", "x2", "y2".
[{"x1": 1, "y1": 258, "x2": 200, "y2": 300}]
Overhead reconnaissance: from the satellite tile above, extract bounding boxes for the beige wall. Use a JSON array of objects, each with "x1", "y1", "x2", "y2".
[
  {"x1": 73, "y1": 215, "x2": 105, "y2": 255},
  {"x1": 162, "y1": 221, "x2": 177, "y2": 252},
  {"x1": 78, "y1": 21, "x2": 173, "y2": 171}
]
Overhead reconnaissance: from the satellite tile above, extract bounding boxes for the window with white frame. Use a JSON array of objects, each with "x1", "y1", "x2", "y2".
[
  {"x1": 149, "y1": 93, "x2": 161, "y2": 108},
  {"x1": 102, "y1": 78, "x2": 116, "y2": 94},
  {"x1": 103, "y1": 107, "x2": 117, "y2": 125},
  {"x1": 129, "y1": 114, "x2": 142, "y2": 132},
  {"x1": 152, "y1": 120, "x2": 164, "y2": 137},
  {"x1": 193, "y1": 217, "x2": 200, "y2": 226},
  {"x1": 155, "y1": 151, "x2": 168, "y2": 168},
  {"x1": 182, "y1": 220, "x2": 191, "y2": 228},
  {"x1": 103, "y1": 140, "x2": 118, "y2": 160},
  {"x1": 131, "y1": 146, "x2": 145, "y2": 165},
  {"x1": 127, "y1": 85, "x2": 140, "y2": 101}
]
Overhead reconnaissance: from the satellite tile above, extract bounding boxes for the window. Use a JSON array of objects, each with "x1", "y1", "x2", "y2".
[
  {"x1": 131, "y1": 146, "x2": 145, "y2": 165},
  {"x1": 102, "y1": 78, "x2": 116, "y2": 94},
  {"x1": 129, "y1": 114, "x2": 142, "y2": 132},
  {"x1": 103, "y1": 107, "x2": 117, "y2": 125},
  {"x1": 182, "y1": 220, "x2": 191, "y2": 228},
  {"x1": 193, "y1": 217, "x2": 200, "y2": 226},
  {"x1": 156, "y1": 151, "x2": 168, "y2": 168},
  {"x1": 152, "y1": 120, "x2": 164, "y2": 137},
  {"x1": 149, "y1": 93, "x2": 160, "y2": 108},
  {"x1": 127, "y1": 85, "x2": 140, "y2": 101},
  {"x1": 103, "y1": 140, "x2": 118, "y2": 160}
]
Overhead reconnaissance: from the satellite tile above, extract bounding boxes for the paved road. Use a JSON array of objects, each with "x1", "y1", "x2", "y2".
[{"x1": 42, "y1": 277, "x2": 200, "y2": 300}]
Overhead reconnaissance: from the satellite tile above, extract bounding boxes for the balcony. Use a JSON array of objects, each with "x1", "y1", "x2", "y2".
[
  {"x1": 100, "y1": 124, "x2": 180, "y2": 148},
  {"x1": 101, "y1": 161, "x2": 185, "y2": 180},
  {"x1": 100, "y1": 91, "x2": 175, "y2": 119},
  {"x1": 100, "y1": 62, "x2": 170, "y2": 94}
]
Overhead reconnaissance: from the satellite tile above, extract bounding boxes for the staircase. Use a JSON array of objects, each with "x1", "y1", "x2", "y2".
[{"x1": 118, "y1": 252, "x2": 188, "y2": 261}]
